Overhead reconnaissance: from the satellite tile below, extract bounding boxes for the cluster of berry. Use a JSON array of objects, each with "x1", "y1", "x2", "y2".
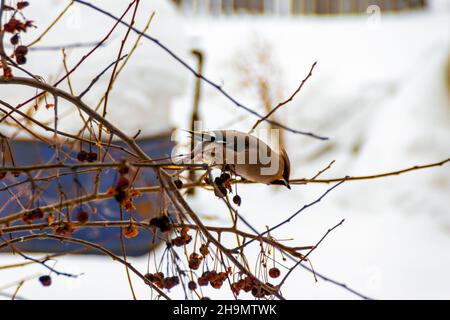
[
  {"x1": 197, "y1": 269, "x2": 230, "y2": 289},
  {"x1": 171, "y1": 226, "x2": 191, "y2": 247},
  {"x1": 2, "y1": 2, "x2": 33, "y2": 68},
  {"x1": 230, "y1": 275, "x2": 275, "y2": 298},
  {"x1": 76, "y1": 150, "x2": 98, "y2": 163},
  {"x1": 144, "y1": 272, "x2": 180, "y2": 290},
  {"x1": 21, "y1": 207, "x2": 44, "y2": 224}
]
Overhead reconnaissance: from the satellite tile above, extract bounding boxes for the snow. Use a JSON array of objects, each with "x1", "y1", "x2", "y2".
[{"x1": 1, "y1": 2, "x2": 449, "y2": 299}]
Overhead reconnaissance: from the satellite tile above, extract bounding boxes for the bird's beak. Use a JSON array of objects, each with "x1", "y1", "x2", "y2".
[{"x1": 283, "y1": 179, "x2": 291, "y2": 190}]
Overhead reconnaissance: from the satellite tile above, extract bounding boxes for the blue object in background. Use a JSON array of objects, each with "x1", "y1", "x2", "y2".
[{"x1": 0, "y1": 133, "x2": 174, "y2": 256}]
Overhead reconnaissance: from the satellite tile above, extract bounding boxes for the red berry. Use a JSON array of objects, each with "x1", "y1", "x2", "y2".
[
  {"x1": 116, "y1": 176, "x2": 130, "y2": 190},
  {"x1": 188, "y1": 281, "x2": 197, "y2": 290},
  {"x1": 76, "y1": 210, "x2": 89, "y2": 224},
  {"x1": 86, "y1": 152, "x2": 98, "y2": 162},
  {"x1": 39, "y1": 275, "x2": 51, "y2": 287},
  {"x1": 77, "y1": 150, "x2": 88, "y2": 162},
  {"x1": 10, "y1": 34, "x2": 19, "y2": 45},
  {"x1": 232, "y1": 195, "x2": 241, "y2": 206},
  {"x1": 15, "y1": 45, "x2": 28, "y2": 56},
  {"x1": 268, "y1": 267, "x2": 281, "y2": 278},
  {"x1": 15, "y1": 54, "x2": 26, "y2": 65},
  {"x1": 197, "y1": 277, "x2": 208, "y2": 287},
  {"x1": 174, "y1": 179, "x2": 183, "y2": 189},
  {"x1": 17, "y1": 1, "x2": 29, "y2": 10}
]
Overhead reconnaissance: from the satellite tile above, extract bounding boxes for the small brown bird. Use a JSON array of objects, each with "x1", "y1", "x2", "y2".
[{"x1": 189, "y1": 130, "x2": 291, "y2": 189}]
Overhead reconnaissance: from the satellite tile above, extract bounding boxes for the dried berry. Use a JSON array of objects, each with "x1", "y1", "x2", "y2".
[
  {"x1": 162, "y1": 276, "x2": 179, "y2": 290},
  {"x1": 203, "y1": 270, "x2": 218, "y2": 282},
  {"x1": 199, "y1": 244, "x2": 209, "y2": 257},
  {"x1": 10, "y1": 34, "x2": 19, "y2": 45},
  {"x1": 0, "y1": 172, "x2": 6, "y2": 180},
  {"x1": 54, "y1": 222, "x2": 76, "y2": 236},
  {"x1": 21, "y1": 208, "x2": 44, "y2": 224},
  {"x1": 197, "y1": 277, "x2": 208, "y2": 287},
  {"x1": 210, "y1": 279, "x2": 223, "y2": 289},
  {"x1": 144, "y1": 273, "x2": 159, "y2": 283},
  {"x1": 268, "y1": 267, "x2": 281, "y2": 279},
  {"x1": 174, "y1": 179, "x2": 183, "y2": 189},
  {"x1": 172, "y1": 236, "x2": 184, "y2": 247},
  {"x1": 251, "y1": 285, "x2": 265, "y2": 298},
  {"x1": 15, "y1": 54, "x2": 26, "y2": 65},
  {"x1": 218, "y1": 272, "x2": 228, "y2": 281},
  {"x1": 188, "y1": 281, "x2": 197, "y2": 291},
  {"x1": 17, "y1": 1, "x2": 29, "y2": 10},
  {"x1": 39, "y1": 275, "x2": 51, "y2": 287},
  {"x1": 76, "y1": 210, "x2": 89, "y2": 224},
  {"x1": 232, "y1": 195, "x2": 241, "y2": 206},
  {"x1": 86, "y1": 152, "x2": 98, "y2": 163},
  {"x1": 123, "y1": 224, "x2": 139, "y2": 239},
  {"x1": 76, "y1": 150, "x2": 88, "y2": 162},
  {"x1": 188, "y1": 253, "x2": 203, "y2": 270},
  {"x1": 15, "y1": 45, "x2": 28, "y2": 56}
]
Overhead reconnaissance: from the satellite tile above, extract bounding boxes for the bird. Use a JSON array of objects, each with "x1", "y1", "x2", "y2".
[{"x1": 187, "y1": 130, "x2": 291, "y2": 189}]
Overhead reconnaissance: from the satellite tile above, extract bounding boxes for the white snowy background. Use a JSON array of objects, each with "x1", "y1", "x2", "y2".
[{"x1": 0, "y1": 0, "x2": 449, "y2": 299}]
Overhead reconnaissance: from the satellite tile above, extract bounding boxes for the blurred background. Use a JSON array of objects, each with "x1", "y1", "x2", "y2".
[{"x1": 0, "y1": 0, "x2": 449, "y2": 299}]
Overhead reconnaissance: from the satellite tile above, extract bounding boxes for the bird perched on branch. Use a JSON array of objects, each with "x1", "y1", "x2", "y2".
[{"x1": 187, "y1": 130, "x2": 291, "y2": 189}]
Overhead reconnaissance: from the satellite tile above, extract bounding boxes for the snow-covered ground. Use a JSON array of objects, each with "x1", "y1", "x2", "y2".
[{"x1": 0, "y1": 2, "x2": 449, "y2": 299}]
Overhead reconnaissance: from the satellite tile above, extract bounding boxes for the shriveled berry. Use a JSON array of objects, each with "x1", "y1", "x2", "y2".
[
  {"x1": 123, "y1": 224, "x2": 139, "y2": 239},
  {"x1": 210, "y1": 279, "x2": 223, "y2": 289},
  {"x1": 54, "y1": 222, "x2": 76, "y2": 236},
  {"x1": 0, "y1": 172, "x2": 7, "y2": 180},
  {"x1": 172, "y1": 236, "x2": 184, "y2": 247},
  {"x1": 10, "y1": 34, "x2": 19, "y2": 45},
  {"x1": 197, "y1": 277, "x2": 208, "y2": 287},
  {"x1": 76, "y1": 210, "x2": 89, "y2": 224},
  {"x1": 77, "y1": 150, "x2": 88, "y2": 162},
  {"x1": 86, "y1": 152, "x2": 98, "y2": 162},
  {"x1": 17, "y1": 1, "x2": 29, "y2": 10},
  {"x1": 162, "y1": 276, "x2": 179, "y2": 290},
  {"x1": 39, "y1": 275, "x2": 51, "y2": 287},
  {"x1": 15, "y1": 54, "x2": 26, "y2": 65},
  {"x1": 15, "y1": 45, "x2": 28, "y2": 56},
  {"x1": 199, "y1": 244, "x2": 209, "y2": 257},
  {"x1": 232, "y1": 195, "x2": 241, "y2": 206},
  {"x1": 174, "y1": 179, "x2": 183, "y2": 189},
  {"x1": 268, "y1": 267, "x2": 280, "y2": 279},
  {"x1": 188, "y1": 253, "x2": 203, "y2": 270},
  {"x1": 21, "y1": 208, "x2": 44, "y2": 224},
  {"x1": 251, "y1": 285, "x2": 265, "y2": 298},
  {"x1": 188, "y1": 281, "x2": 197, "y2": 290}
]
